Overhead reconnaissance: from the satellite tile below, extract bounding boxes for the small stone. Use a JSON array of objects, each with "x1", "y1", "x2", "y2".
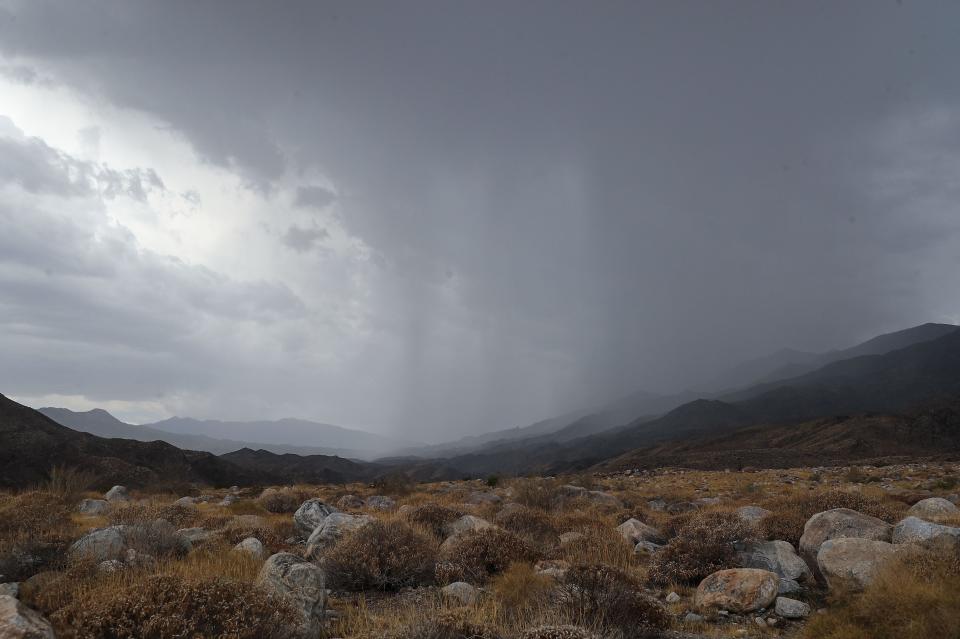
[
  {"x1": 104, "y1": 485, "x2": 130, "y2": 502},
  {"x1": 233, "y1": 537, "x2": 266, "y2": 559},
  {"x1": 683, "y1": 612, "x2": 704, "y2": 624},
  {"x1": 365, "y1": 495, "x2": 396, "y2": 511},
  {"x1": 665, "y1": 591, "x2": 681, "y2": 603}
]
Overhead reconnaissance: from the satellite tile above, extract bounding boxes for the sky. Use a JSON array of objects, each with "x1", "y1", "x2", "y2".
[{"x1": 1, "y1": 1, "x2": 959, "y2": 442}]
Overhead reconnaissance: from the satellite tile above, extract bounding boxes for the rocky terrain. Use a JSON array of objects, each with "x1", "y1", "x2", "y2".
[{"x1": 1, "y1": 462, "x2": 958, "y2": 638}]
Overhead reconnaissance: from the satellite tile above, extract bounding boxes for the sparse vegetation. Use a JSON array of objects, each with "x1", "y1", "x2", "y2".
[
  {"x1": 436, "y1": 527, "x2": 540, "y2": 584},
  {"x1": 561, "y1": 564, "x2": 669, "y2": 635},
  {"x1": 758, "y1": 488, "x2": 904, "y2": 546},
  {"x1": 323, "y1": 519, "x2": 437, "y2": 590},
  {"x1": 648, "y1": 510, "x2": 754, "y2": 585}
]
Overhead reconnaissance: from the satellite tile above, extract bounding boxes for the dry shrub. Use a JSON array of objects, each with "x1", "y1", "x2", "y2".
[
  {"x1": 803, "y1": 543, "x2": 960, "y2": 639},
  {"x1": 322, "y1": 520, "x2": 436, "y2": 590},
  {"x1": 373, "y1": 472, "x2": 416, "y2": 497},
  {"x1": 0, "y1": 491, "x2": 74, "y2": 580},
  {"x1": 512, "y1": 478, "x2": 563, "y2": 511},
  {"x1": 50, "y1": 574, "x2": 301, "y2": 639},
  {"x1": 495, "y1": 506, "x2": 559, "y2": 550},
  {"x1": 560, "y1": 524, "x2": 635, "y2": 572},
  {"x1": 125, "y1": 519, "x2": 190, "y2": 558},
  {"x1": 258, "y1": 488, "x2": 302, "y2": 514},
  {"x1": 222, "y1": 521, "x2": 293, "y2": 553},
  {"x1": 759, "y1": 489, "x2": 904, "y2": 546},
  {"x1": 436, "y1": 528, "x2": 540, "y2": 584},
  {"x1": 490, "y1": 563, "x2": 556, "y2": 623},
  {"x1": 365, "y1": 608, "x2": 502, "y2": 639},
  {"x1": 647, "y1": 510, "x2": 753, "y2": 585},
  {"x1": 561, "y1": 564, "x2": 668, "y2": 636},
  {"x1": 46, "y1": 465, "x2": 99, "y2": 498},
  {"x1": 404, "y1": 503, "x2": 464, "y2": 539},
  {"x1": 519, "y1": 626, "x2": 600, "y2": 639}
]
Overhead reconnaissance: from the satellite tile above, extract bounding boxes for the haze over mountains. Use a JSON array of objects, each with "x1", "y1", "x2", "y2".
[{"x1": 10, "y1": 320, "x2": 957, "y2": 490}]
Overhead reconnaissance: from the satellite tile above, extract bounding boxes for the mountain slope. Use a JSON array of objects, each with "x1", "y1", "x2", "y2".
[
  {"x1": 219, "y1": 448, "x2": 378, "y2": 484},
  {"x1": 0, "y1": 394, "x2": 268, "y2": 489}
]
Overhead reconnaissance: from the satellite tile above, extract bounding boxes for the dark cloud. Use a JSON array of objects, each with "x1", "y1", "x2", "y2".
[{"x1": 1, "y1": 1, "x2": 959, "y2": 438}]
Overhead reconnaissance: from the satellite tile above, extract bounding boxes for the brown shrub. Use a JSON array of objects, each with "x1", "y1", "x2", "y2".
[
  {"x1": 0, "y1": 491, "x2": 74, "y2": 580},
  {"x1": 561, "y1": 564, "x2": 668, "y2": 636},
  {"x1": 50, "y1": 574, "x2": 301, "y2": 639},
  {"x1": 512, "y1": 478, "x2": 563, "y2": 511},
  {"x1": 519, "y1": 626, "x2": 600, "y2": 639},
  {"x1": 404, "y1": 503, "x2": 464, "y2": 539},
  {"x1": 366, "y1": 609, "x2": 502, "y2": 639},
  {"x1": 495, "y1": 507, "x2": 559, "y2": 549},
  {"x1": 647, "y1": 510, "x2": 754, "y2": 585},
  {"x1": 125, "y1": 519, "x2": 190, "y2": 558},
  {"x1": 490, "y1": 563, "x2": 556, "y2": 623},
  {"x1": 45, "y1": 465, "x2": 99, "y2": 498},
  {"x1": 322, "y1": 520, "x2": 436, "y2": 590},
  {"x1": 802, "y1": 543, "x2": 960, "y2": 639},
  {"x1": 436, "y1": 528, "x2": 540, "y2": 584},
  {"x1": 759, "y1": 489, "x2": 904, "y2": 546},
  {"x1": 258, "y1": 489, "x2": 302, "y2": 514}
]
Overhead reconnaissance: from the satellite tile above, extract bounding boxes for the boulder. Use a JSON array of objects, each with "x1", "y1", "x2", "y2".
[
  {"x1": 305, "y1": 513, "x2": 373, "y2": 559},
  {"x1": 816, "y1": 538, "x2": 900, "y2": 591},
  {"x1": 173, "y1": 497, "x2": 197, "y2": 508},
  {"x1": 68, "y1": 526, "x2": 127, "y2": 562},
  {"x1": 176, "y1": 528, "x2": 213, "y2": 546},
  {"x1": 777, "y1": 578, "x2": 801, "y2": 595},
  {"x1": 634, "y1": 541, "x2": 663, "y2": 555},
  {"x1": 616, "y1": 518, "x2": 666, "y2": 545},
  {"x1": 907, "y1": 497, "x2": 958, "y2": 521},
  {"x1": 798, "y1": 508, "x2": 891, "y2": 566},
  {"x1": 665, "y1": 591, "x2": 681, "y2": 603},
  {"x1": 444, "y1": 515, "x2": 493, "y2": 537},
  {"x1": 0, "y1": 595, "x2": 55, "y2": 638},
  {"x1": 0, "y1": 583, "x2": 18, "y2": 599},
  {"x1": 293, "y1": 499, "x2": 338, "y2": 538},
  {"x1": 774, "y1": 597, "x2": 810, "y2": 619},
  {"x1": 694, "y1": 568, "x2": 778, "y2": 613},
  {"x1": 336, "y1": 494, "x2": 364, "y2": 510},
  {"x1": 734, "y1": 540, "x2": 812, "y2": 582},
  {"x1": 233, "y1": 537, "x2": 266, "y2": 560},
  {"x1": 104, "y1": 485, "x2": 130, "y2": 502},
  {"x1": 256, "y1": 553, "x2": 326, "y2": 635},
  {"x1": 736, "y1": 505, "x2": 771, "y2": 525},
  {"x1": 647, "y1": 498, "x2": 667, "y2": 511},
  {"x1": 77, "y1": 499, "x2": 110, "y2": 516},
  {"x1": 441, "y1": 581, "x2": 479, "y2": 605},
  {"x1": 365, "y1": 495, "x2": 396, "y2": 511},
  {"x1": 891, "y1": 516, "x2": 960, "y2": 545}
]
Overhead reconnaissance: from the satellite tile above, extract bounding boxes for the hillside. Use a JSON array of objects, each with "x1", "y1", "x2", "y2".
[
  {"x1": 0, "y1": 394, "x2": 268, "y2": 489},
  {"x1": 219, "y1": 448, "x2": 378, "y2": 484}
]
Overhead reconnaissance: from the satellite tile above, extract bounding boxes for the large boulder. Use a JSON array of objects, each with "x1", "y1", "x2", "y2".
[
  {"x1": 774, "y1": 596, "x2": 810, "y2": 619},
  {"x1": 104, "y1": 485, "x2": 130, "y2": 503},
  {"x1": 907, "y1": 497, "x2": 958, "y2": 522},
  {"x1": 68, "y1": 526, "x2": 127, "y2": 562},
  {"x1": 891, "y1": 516, "x2": 960, "y2": 545},
  {"x1": 256, "y1": 553, "x2": 326, "y2": 635},
  {"x1": 0, "y1": 595, "x2": 55, "y2": 638},
  {"x1": 293, "y1": 499, "x2": 338, "y2": 538},
  {"x1": 734, "y1": 540, "x2": 812, "y2": 583},
  {"x1": 176, "y1": 528, "x2": 214, "y2": 546},
  {"x1": 441, "y1": 581, "x2": 479, "y2": 605},
  {"x1": 365, "y1": 495, "x2": 396, "y2": 511},
  {"x1": 233, "y1": 537, "x2": 266, "y2": 560},
  {"x1": 816, "y1": 538, "x2": 900, "y2": 591},
  {"x1": 799, "y1": 508, "x2": 891, "y2": 566},
  {"x1": 694, "y1": 568, "x2": 778, "y2": 613},
  {"x1": 77, "y1": 499, "x2": 110, "y2": 516},
  {"x1": 304, "y1": 512, "x2": 373, "y2": 559},
  {"x1": 616, "y1": 518, "x2": 666, "y2": 545}
]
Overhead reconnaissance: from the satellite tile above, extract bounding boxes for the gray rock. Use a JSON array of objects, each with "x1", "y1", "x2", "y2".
[
  {"x1": 799, "y1": 508, "x2": 892, "y2": 566},
  {"x1": 176, "y1": 527, "x2": 213, "y2": 546},
  {"x1": 683, "y1": 612, "x2": 704, "y2": 624},
  {"x1": 173, "y1": 496, "x2": 197, "y2": 508},
  {"x1": 305, "y1": 512, "x2": 373, "y2": 559},
  {"x1": 293, "y1": 499, "x2": 338, "y2": 538},
  {"x1": 78, "y1": 498, "x2": 110, "y2": 516},
  {"x1": 365, "y1": 495, "x2": 396, "y2": 511},
  {"x1": 444, "y1": 514, "x2": 493, "y2": 537},
  {"x1": 104, "y1": 485, "x2": 130, "y2": 502},
  {"x1": 634, "y1": 540, "x2": 663, "y2": 555},
  {"x1": 665, "y1": 591, "x2": 681, "y2": 603},
  {"x1": 336, "y1": 494, "x2": 364, "y2": 510},
  {"x1": 647, "y1": 498, "x2": 667, "y2": 511},
  {"x1": 816, "y1": 538, "x2": 900, "y2": 591},
  {"x1": 891, "y1": 516, "x2": 960, "y2": 544},
  {"x1": 219, "y1": 494, "x2": 239, "y2": 506},
  {"x1": 907, "y1": 497, "x2": 959, "y2": 521},
  {"x1": 774, "y1": 596, "x2": 810, "y2": 619},
  {"x1": 736, "y1": 505, "x2": 772, "y2": 525},
  {"x1": 69, "y1": 526, "x2": 128, "y2": 562},
  {"x1": 735, "y1": 540, "x2": 812, "y2": 582},
  {"x1": 234, "y1": 537, "x2": 266, "y2": 559},
  {"x1": 0, "y1": 594, "x2": 55, "y2": 638},
  {"x1": 256, "y1": 553, "x2": 326, "y2": 635},
  {"x1": 124, "y1": 548, "x2": 156, "y2": 570},
  {"x1": 0, "y1": 583, "x2": 18, "y2": 599},
  {"x1": 777, "y1": 578, "x2": 801, "y2": 595},
  {"x1": 441, "y1": 581, "x2": 479, "y2": 605},
  {"x1": 616, "y1": 518, "x2": 666, "y2": 545}
]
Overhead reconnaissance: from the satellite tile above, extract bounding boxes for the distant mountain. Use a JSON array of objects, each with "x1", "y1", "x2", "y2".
[
  {"x1": 219, "y1": 448, "x2": 378, "y2": 485},
  {"x1": 147, "y1": 416, "x2": 413, "y2": 459},
  {"x1": 38, "y1": 407, "x2": 375, "y2": 458},
  {"x1": 0, "y1": 394, "x2": 267, "y2": 489}
]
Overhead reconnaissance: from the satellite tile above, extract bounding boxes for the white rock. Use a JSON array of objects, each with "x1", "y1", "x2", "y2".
[
  {"x1": 305, "y1": 512, "x2": 373, "y2": 559},
  {"x1": 256, "y1": 553, "x2": 326, "y2": 635},
  {"x1": 293, "y1": 499, "x2": 338, "y2": 538},
  {"x1": 69, "y1": 526, "x2": 128, "y2": 562},
  {"x1": 616, "y1": 518, "x2": 666, "y2": 545},
  {"x1": 104, "y1": 485, "x2": 130, "y2": 502},
  {"x1": 799, "y1": 508, "x2": 891, "y2": 566},
  {"x1": 234, "y1": 537, "x2": 266, "y2": 559},
  {"x1": 665, "y1": 591, "x2": 681, "y2": 603},
  {"x1": 816, "y1": 538, "x2": 900, "y2": 591},
  {"x1": 892, "y1": 516, "x2": 960, "y2": 544},
  {"x1": 0, "y1": 595, "x2": 55, "y2": 638}
]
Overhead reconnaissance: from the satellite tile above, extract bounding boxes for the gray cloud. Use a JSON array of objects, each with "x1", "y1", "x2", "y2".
[
  {"x1": 1, "y1": 2, "x2": 960, "y2": 439},
  {"x1": 294, "y1": 185, "x2": 336, "y2": 210},
  {"x1": 282, "y1": 224, "x2": 330, "y2": 253}
]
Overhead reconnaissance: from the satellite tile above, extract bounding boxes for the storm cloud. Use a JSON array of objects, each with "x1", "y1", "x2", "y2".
[{"x1": 0, "y1": 1, "x2": 958, "y2": 440}]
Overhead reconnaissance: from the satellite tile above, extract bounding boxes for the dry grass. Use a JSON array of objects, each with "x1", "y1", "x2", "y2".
[
  {"x1": 0, "y1": 490, "x2": 75, "y2": 580},
  {"x1": 647, "y1": 510, "x2": 754, "y2": 585},
  {"x1": 322, "y1": 519, "x2": 437, "y2": 590},
  {"x1": 436, "y1": 528, "x2": 541, "y2": 585},
  {"x1": 758, "y1": 488, "x2": 904, "y2": 545}
]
